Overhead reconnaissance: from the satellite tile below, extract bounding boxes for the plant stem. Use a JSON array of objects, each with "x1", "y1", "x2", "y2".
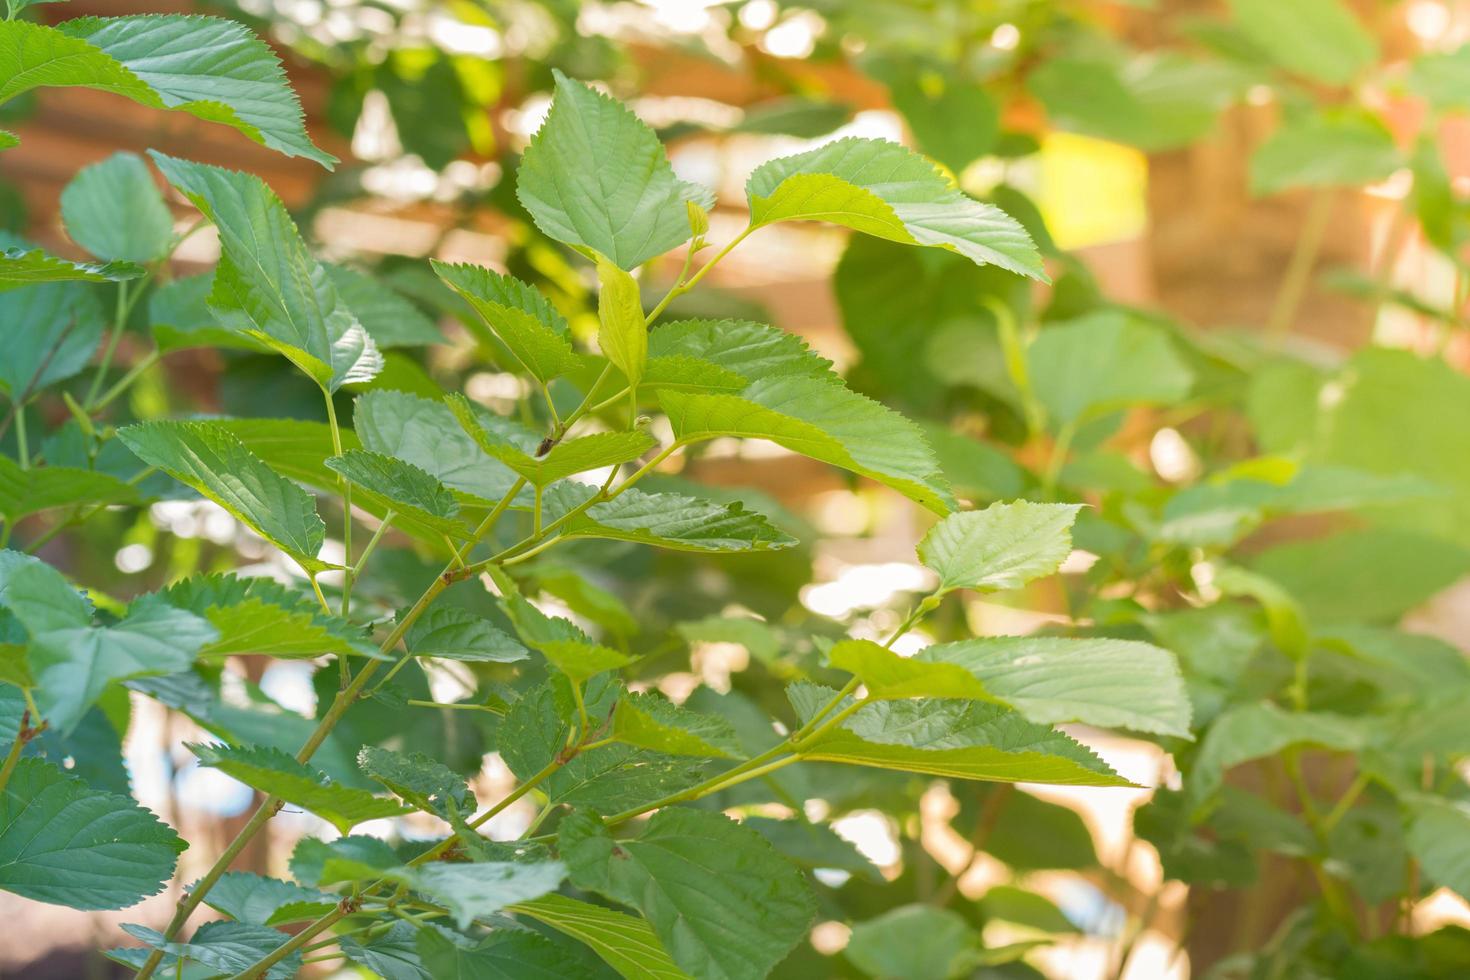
[
  {"x1": 1040, "y1": 421, "x2": 1076, "y2": 500},
  {"x1": 323, "y1": 391, "x2": 353, "y2": 624},
  {"x1": 91, "y1": 349, "x2": 160, "y2": 413},
  {"x1": 85, "y1": 277, "x2": 146, "y2": 409},
  {"x1": 643, "y1": 228, "x2": 752, "y2": 324},
  {"x1": 226, "y1": 904, "x2": 349, "y2": 979},
  {"x1": 133, "y1": 503, "x2": 514, "y2": 980},
  {"x1": 1266, "y1": 189, "x2": 1334, "y2": 342},
  {"x1": 14, "y1": 404, "x2": 28, "y2": 469},
  {"x1": 0, "y1": 710, "x2": 31, "y2": 795},
  {"x1": 352, "y1": 512, "x2": 394, "y2": 578}
]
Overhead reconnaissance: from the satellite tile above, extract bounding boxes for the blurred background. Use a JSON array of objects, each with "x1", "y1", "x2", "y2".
[{"x1": 5, "y1": 1, "x2": 1470, "y2": 977}]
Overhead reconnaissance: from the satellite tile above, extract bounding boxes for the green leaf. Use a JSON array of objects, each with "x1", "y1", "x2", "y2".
[
  {"x1": 325, "y1": 264, "x2": 443, "y2": 349},
  {"x1": 357, "y1": 745, "x2": 473, "y2": 817},
  {"x1": 59, "y1": 151, "x2": 173, "y2": 264},
  {"x1": 0, "y1": 456, "x2": 142, "y2": 525},
  {"x1": 1027, "y1": 311, "x2": 1194, "y2": 428},
  {"x1": 416, "y1": 928, "x2": 589, "y2": 979},
  {"x1": 1250, "y1": 109, "x2": 1401, "y2": 196},
  {"x1": 119, "y1": 921, "x2": 300, "y2": 980},
  {"x1": 325, "y1": 449, "x2": 464, "y2": 535},
  {"x1": 0, "y1": 245, "x2": 143, "y2": 292},
  {"x1": 1406, "y1": 797, "x2": 1470, "y2": 902},
  {"x1": 660, "y1": 375, "x2": 955, "y2": 514},
  {"x1": 198, "y1": 872, "x2": 334, "y2": 926},
  {"x1": 886, "y1": 71, "x2": 998, "y2": 172},
  {"x1": 431, "y1": 261, "x2": 580, "y2": 383},
  {"x1": 1247, "y1": 527, "x2": 1470, "y2": 625},
  {"x1": 514, "y1": 893, "x2": 693, "y2": 980},
  {"x1": 598, "y1": 257, "x2": 648, "y2": 387},
  {"x1": 612, "y1": 691, "x2": 742, "y2": 758},
  {"x1": 559, "y1": 807, "x2": 816, "y2": 980},
  {"x1": 1028, "y1": 51, "x2": 1249, "y2": 152},
  {"x1": 1186, "y1": 703, "x2": 1366, "y2": 812},
  {"x1": 646, "y1": 318, "x2": 831, "y2": 393},
  {"x1": 150, "y1": 152, "x2": 380, "y2": 392},
  {"x1": 846, "y1": 905, "x2": 980, "y2": 980},
  {"x1": 0, "y1": 16, "x2": 333, "y2": 166},
  {"x1": 0, "y1": 758, "x2": 185, "y2": 910},
  {"x1": 159, "y1": 572, "x2": 376, "y2": 660},
  {"x1": 918, "y1": 501, "x2": 1082, "y2": 595},
  {"x1": 387, "y1": 860, "x2": 566, "y2": 929},
  {"x1": 1228, "y1": 0, "x2": 1376, "y2": 85},
  {"x1": 0, "y1": 279, "x2": 104, "y2": 397},
  {"x1": 1409, "y1": 46, "x2": 1470, "y2": 113},
  {"x1": 745, "y1": 137, "x2": 1045, "y2": 280},
  {"x1": 189, "y1": 741, "x2": 411, "y2": 834},
  {"x1": 404, "y1": 606, "x2": 528, "y2": 664},
  {"x1": 827, "y1": 639, "x2": 991, "y2": 700},
  {"x1": 29, "y1": 595, "x2": 215, "y2": 735},
  {"x1": 551, "y1": 485, "x2": 798, "y2": 553},
  {"x1": 340, "y1": 921, "x2": 430, "y2": 980},
  {"x1": 788, "y1": 683, "x2": 1129, "y2": 786},
  {"x1": 354, "y1": 390, "x2": 527, "y2": 503},
  {"x1": 979, "y1": 885, "x2": 1079, "y2": 934},
  {"x1": 743, "y1": 816, "x2": 883, "y2": 881},
  {"x1": 149, "y1": 273, "x2": 268, "y2": 354},
  {"x1": 449, "y1": 396, "x2": 655, "y2": 487},
  {"x1": 289, "y1": 834, "x2": 399, "y2": 887},
  {"x1": 918, "y1": 636, "x2": 1193, "y2": 738},
  {"x1": 517, "y1": 70, "x2": 714, "y2": 270},
  {"x1": 118, "y1": 420, "x2": 330, "y2": 572}
]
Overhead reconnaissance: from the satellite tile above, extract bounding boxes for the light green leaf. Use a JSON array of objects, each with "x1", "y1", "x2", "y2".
[
  {"x1": 0, "y1": 758, "x2": 185, "y2": 910},
  {"x1": 613, "y1": 692, "x2": 741, "y2": 758},
  {"x1": 0, "y1": 16, "x2": 333, "y2": 166},
  {"x1": 431, "y1": 261, "x2": 580, "y2": 383},
  {"x1": 119, "y1": 921, "x2": 299, "y2": 980},
  {"x1": 745, "y1": 137, "x2": 1045, "y2": 280},
  {"x1": 1409, "y1": 46, "x2": 1470, "y2": 113},
  {"x1": 788, "y1": 683, "x2": 1129, "y2": 786},
  {"x1": 1029, "y1": 52, "x2": 1250, "y2": 152},
  {"x1": 660, "y1": 375, "x2": 955, "y2": 514},
  {"x1": 560, "y1": 807, "x2": 815, "y2": 980},
  {"x1": 449, "y1": 396, "x2": 655, "y2": 487},
  {"x1": 150, "y1": 152, "x2": 380, "y2": 392},
  {"x1": 189, "y1": 741, "x2": 411, "y2": 834},
  {"x1": 0, "y1": 457, "x2": 142, "y2": 525},
  {"x1": 517, "y1": 70, "x2": 714, "y2": 270},
  {"x1": 514, "y1": 893, "x2": 693, "y2": 980},
  {"x1": 387, "y1": 860, "x2": 566, "y2": 929},
  {"x1": 1186, "y1": 703, "x2": 1367, "y2": 812},
  {"x1": 551, "y1": 485, "x2": 798, "y2": 553},
  {"x1": 325, "y1": 449, "x2": 463, "y2": 535},
  {"x1": 357, "y1": 745, "x2": 474, "y2": 817},
  {"x1": 0, "y1": 279, "x2": 104, "y2": 397},
  {"x1": 1028, "y1": 311, "x2": 1194, "y2": 428},
  {"x1": 325, "y1": 263, "x2": 442, "y2": 349},
  {"x1": 159, "y1": 573, "x2": 376, "y2": 660},
  {"x1": 1228, "y1": 0, "x2": 1376, "y2": 85},
  {"x1": 339, "y1": 921, "x2": 429, "y2": 980},
  {"x1": 918, "y1": 501, "x2": 1082, "y2": 595},
  {"x1": 354, "y1": 390, "x2": 528, "y2": 503},
  {"x1": 404, "y1": 606, "x2": 528, "y2": 664},
  {"x1": 918, "y1": 636, "x2": 1193, "y2": 738},
  {"x1": 118, "y1": 420, "x2": 329, "y2": 571},
  {"x1": 979, "y1": 885, "x2": 1078, "y2": 934},
  {"x1": 828, "y1": 639, "x2": 991, "y2": 700},
  {"x1": 198, "y1": 872, "x2": 334, "y2": 926},
  {"x1": 0, "y1": 245, "x2": 143, "y2": 292},
  {"x1": 60, "y1": 151, "x2": 174, "y2": 264},
  {"x1": 846, "y1": 905, "x2": 980, "y2": 980},
  {"x1": 597, "y1": 258, "x2": 647, "y2": 387},
  {"x1": 1250, "y1": 109, "x2": 1401, "y2": 196}
]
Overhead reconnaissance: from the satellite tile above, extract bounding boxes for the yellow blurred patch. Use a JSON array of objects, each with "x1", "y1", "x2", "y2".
[{"x1": 1038, "y1": 132, "x2": 1147, "y2": 250}]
